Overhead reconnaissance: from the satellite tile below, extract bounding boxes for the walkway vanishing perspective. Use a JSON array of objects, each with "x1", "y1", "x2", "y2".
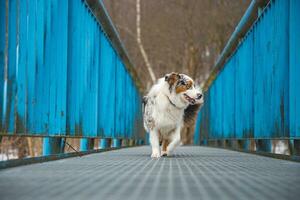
[
  {"x1": 0, "y1": 0, "x2": 300, "y2": 200},
  {"x1": 0, "y1": 146, "x2": 299, "y2": 200}
]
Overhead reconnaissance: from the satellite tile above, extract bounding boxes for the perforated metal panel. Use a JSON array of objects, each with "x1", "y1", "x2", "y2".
[{"x1": 0, "y1": 146, "x2": 299, "y2": 200}]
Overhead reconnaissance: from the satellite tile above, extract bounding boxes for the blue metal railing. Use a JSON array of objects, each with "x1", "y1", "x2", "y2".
[
  {"x1": 194, "y1": 0, "x2": 300, "y2": 157},
  {"x1": 0, "y1": 0, "x2": 144, "y2": 157}
]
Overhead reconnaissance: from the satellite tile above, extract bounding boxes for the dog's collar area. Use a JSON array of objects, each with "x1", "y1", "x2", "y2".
[{"x1": 165, "y1": 95, "x2": 181, "y2": 109}]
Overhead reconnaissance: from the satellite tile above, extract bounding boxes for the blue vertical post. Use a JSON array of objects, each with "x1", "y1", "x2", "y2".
[
  {"x1": 146, "y1": 134, "x2": 150, "y2": 145},
  {"x1": 128, "y1": 139, "x2": 134, "y2": 146},
  {"x1": 138, "y1": 139, "x2": 143, "y2": 145},
  {"x1": 99, "y1": 138, "x2": 109, "y2": 149},
  {"x1": 289, "y1": 140, "x2": 300, "y2": 156},
  {"x1": 243, "y1": 139, "x2": 251, "y2": 151},
  {"x1": 256, "y1": 139, "x2": 272, "y2": 153},
  {"x1": 0, "y1": 0, "x2": 5, "y2": 131},
  {"x1": 121, "y1": 139, "x2": 127, "y2": 147},
  {"x1": 112, "y1": 138, "x2": 121, "y2": 148},
  {"x1": 43, "y1": 137, "x2": 65, "y2": 156},
  {"x1": 80, "y1": 138, "x2": 94, "y2": 151}
]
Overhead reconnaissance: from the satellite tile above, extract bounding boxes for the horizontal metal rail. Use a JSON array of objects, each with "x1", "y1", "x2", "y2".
[{"x1": 203, "y1": 0, "x2": 268, "y2": 91}]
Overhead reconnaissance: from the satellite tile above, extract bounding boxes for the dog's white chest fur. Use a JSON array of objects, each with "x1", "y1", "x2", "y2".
[
  {"x1": 151, "y1": 93, "x2": 184, "y2": 135},
  {"x1": 143, "y1": 80, "x2": 185, "y2": 133}
]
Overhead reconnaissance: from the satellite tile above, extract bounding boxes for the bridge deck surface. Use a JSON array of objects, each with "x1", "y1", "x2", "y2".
[{"x1": 0, "y1": 146, "x2": 299, "y2": 200}]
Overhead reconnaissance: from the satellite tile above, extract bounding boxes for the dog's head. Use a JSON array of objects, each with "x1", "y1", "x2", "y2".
[{"x1": 165, "y1": 72, "x2": 203, "y2": 108}]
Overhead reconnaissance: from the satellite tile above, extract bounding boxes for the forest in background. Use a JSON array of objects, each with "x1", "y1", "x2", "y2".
[{"x1": 103, "y1": 0, "x2": 250, "y2": 89}]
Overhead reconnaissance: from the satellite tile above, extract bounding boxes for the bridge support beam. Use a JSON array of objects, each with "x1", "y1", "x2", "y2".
[
  {"x1": 242, "y1": 139, "x2": 256, "y2": 151},
  {"x1": 80, "y1": 138, "x2": 94, "y2": 151},
  {"x1": 43, "y1": 137, "x2": 65, "y2": 156},
  {"x1": 99, "y1": 138, "x2": 109, "y2": 149},
  {"x1": 121, "y1": 139, "x2": 128, "y2": 147},
  {"x1": 128, "y1": 139, "x2": 134, "y2": 147},
  {"x1": 289, "y1": 139, "x2": 300, "y2": 156},
  {"x1": 201, "y1": 139, "x2": 208, "y2": 146},
  {"x1": 145, "y1": 134, "x2": 149, "y2": 145},
  {"x1": 138, "y1": 139, "x2": 143, "y2": 145},
  {"x1": 256, "y1": 139, "x2": 272, "y2": 153},
  {"x1": 112, "y1": 138, "x2": 121, "y2": 148}
]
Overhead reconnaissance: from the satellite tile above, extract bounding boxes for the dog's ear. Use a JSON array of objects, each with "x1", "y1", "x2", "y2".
[{"x1": 165, "y1": 72, "x2": 180, "y2": 86}]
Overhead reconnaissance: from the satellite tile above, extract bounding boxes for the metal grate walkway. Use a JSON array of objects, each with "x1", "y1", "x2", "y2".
[{"x1": 0, "y1": 146, "x2": 299, "y2": 200}]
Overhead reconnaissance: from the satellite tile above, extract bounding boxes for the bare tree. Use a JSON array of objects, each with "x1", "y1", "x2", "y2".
[{"x1": 136, "y1": 0, "x2": 156, "y2": 83}]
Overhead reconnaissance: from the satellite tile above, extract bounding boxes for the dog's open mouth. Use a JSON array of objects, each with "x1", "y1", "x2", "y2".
[{"x1": 184, "y1": 94, "x2": 196, "y2": 105}]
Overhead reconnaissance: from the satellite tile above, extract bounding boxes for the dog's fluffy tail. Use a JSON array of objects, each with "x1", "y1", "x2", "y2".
[{"x1": 183, "y1": 104, "x2": 202, "y2": 126}]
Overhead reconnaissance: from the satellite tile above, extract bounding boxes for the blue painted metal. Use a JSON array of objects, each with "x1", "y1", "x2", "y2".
[
  {"x1": 0, "y1": 0, "x2": 145, "y2": 155},
  {"x1": 112, "y1": 138, "x2": 121, "y2": 148},
  {"x1": 43, "y1": 137, "x2": 64, "y2": 156},
  {"x1": 0, "y1": 0, "x2": 5, "y2": 132},
  {"x1": 289, "y1": 0, "x2": 300, "y2": 139},
  {"x1": 138, "y1": 139, "x2": 144, "y2": 145},
  {"x1": 80, "y1": 138, "x2": 94, "y2": 151},
  {"x1": 99, "y1": 138, "x2": 109, "y2": 149},
  {"x1": 194, "y1": 0, "x2": 300, "y2": 147}
]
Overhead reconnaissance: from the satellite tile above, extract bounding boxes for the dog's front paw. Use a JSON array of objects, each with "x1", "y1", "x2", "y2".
[
  {"x1": 161, "y1": 151, "x2": 168, "y2": 157},
  {"x1": 151, "y1": 150, "x2": 161, "y2": 158}
]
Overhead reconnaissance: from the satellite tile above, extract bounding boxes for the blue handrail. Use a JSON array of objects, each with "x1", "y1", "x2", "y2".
[{"x1": 0, "y1": 0, "x2": 145, "y2": 156}]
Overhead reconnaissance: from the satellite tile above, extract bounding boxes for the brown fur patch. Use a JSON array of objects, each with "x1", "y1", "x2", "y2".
[
  {"x1": 175, "y1": 80, "x2": 193, "y2": 93},
  {"x1": 166, "y1": 72, "x2": 180, "y2": 87},
  {"x1": 162, "y1": 139, "x2": 169, "y2": 152},
  {"x1": 175, "y1": 85, "x2": 187, "y2": 93},
  {"x1": 186, "y1": 80, "x2": 193, "y2": 89}
]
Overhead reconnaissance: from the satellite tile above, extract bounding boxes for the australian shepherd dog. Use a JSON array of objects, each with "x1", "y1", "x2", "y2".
[{"x1": 143, "y1": 72, "x2": 204, "y2": 158}]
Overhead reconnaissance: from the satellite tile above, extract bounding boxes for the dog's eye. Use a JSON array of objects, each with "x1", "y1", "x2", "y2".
[{"x1": 180, "y1": 80, "x2": 186, "y2": 85}]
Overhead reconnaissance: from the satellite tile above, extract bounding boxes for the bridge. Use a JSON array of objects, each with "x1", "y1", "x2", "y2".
[{"x1": 0, "y1": 0, "x2": 299, "y2": 199}]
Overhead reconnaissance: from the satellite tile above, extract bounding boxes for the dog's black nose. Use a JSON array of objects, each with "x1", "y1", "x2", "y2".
[{"x1": 196, "y1": 93, "x2": 202, "y2": 99}]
